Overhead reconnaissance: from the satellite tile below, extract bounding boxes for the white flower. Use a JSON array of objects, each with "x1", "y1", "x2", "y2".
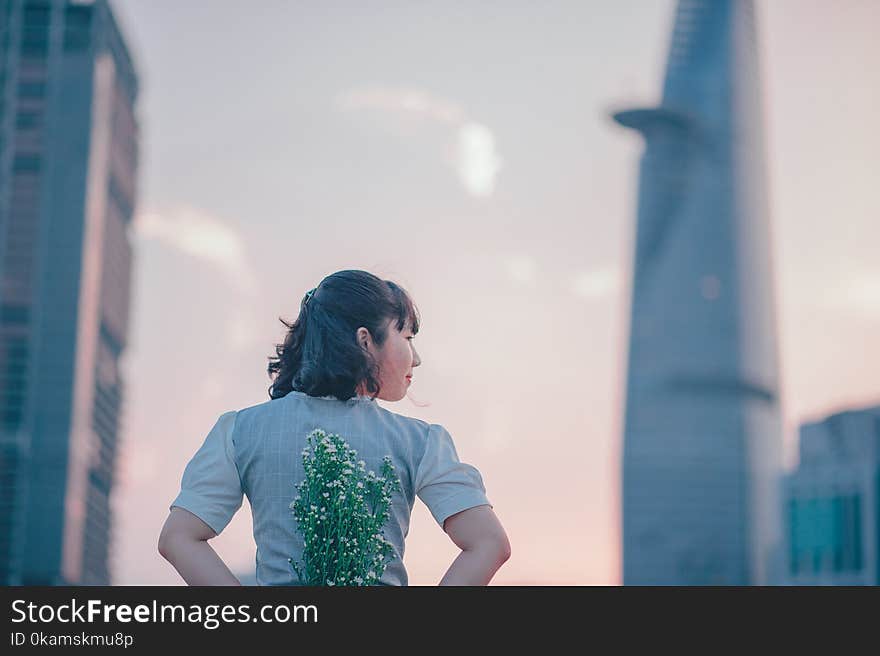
[{"x1": 291, "y1": 428, "x2": 402, "y2": 586}]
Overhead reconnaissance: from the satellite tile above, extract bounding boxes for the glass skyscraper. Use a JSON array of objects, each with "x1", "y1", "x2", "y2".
[
  {"x1": 0, "y1": 0, "x2": 138, "y2": 584},
  {"x1": 615, "y1": 0, "x2": 783, "y2": 584},
  {"x1": 785, "y1": 404, "x2": 880, "y2": 585}
]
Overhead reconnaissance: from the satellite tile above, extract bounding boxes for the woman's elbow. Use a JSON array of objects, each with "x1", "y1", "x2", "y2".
[
  {"x1": 158, "y1": 508, "x2": 217, "y2": 560},
  {"x1": 157, "y1": 516, "x2": 185, "y2": 561},
  {"x1": 480, "y1": 534, "x2": 511, "y2": 567},
  {"x1": 157, "y1": 526, "x2": 175, "y2": 561},
  {"x1": 497, "y1": 536, "x2": 512, "y2": 564}
]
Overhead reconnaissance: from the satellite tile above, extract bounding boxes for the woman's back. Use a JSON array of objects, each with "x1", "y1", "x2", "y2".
[{"x1": 171, "y1": 389, "x2": 491, "y2": 586}]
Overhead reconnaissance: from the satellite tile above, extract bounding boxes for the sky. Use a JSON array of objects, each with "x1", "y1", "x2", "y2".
[{"x1": 106, "y1": 0, "x2": 880, "y2": 585}]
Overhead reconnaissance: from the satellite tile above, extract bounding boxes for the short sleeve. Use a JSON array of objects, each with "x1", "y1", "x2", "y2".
[
  {"x1": 415, "y1": 423, "x2": 492, "y2": 530},
  {"x1": 170, "y1": 411, "x2": 243, "y2": 535}
]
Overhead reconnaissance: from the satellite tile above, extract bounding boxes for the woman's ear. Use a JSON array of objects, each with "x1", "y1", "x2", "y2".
[{"x1": 356, "y1": 327, "x2": 371, "y2": 350}]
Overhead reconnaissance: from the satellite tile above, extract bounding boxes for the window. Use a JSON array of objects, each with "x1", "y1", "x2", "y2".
[
  {"x1": 23, "y1": 2, "x2": 50, "y2": 26},
  {"x1": 21, "y1": 2, "x2": 51, "y2": 58},
  {"x1": 0, "y1": 305, "x2": 30, "y2": 325},
  {"x1": 64, "y1": 4, "x2": 92, "y2": 53},
  {"x1": 12, "y1": 155, "x2": 41, "y2": 173},
  {"x1": 20, "y1": 28, "x2": 49, "y2": 58},
  {"x1": 790, "y1": 492, "x2": 864, "y2": 578},
  {"x1": 1, "y1": 336, "x2": 29, "y2": 431},
  {"x1": 850, "y1": 494, "x2": 862, "y2": 571},
  {"x1": 17, "y1": 81, "x2": 46, "y2": 99},
  {"x1": 15, "y1": 111, "x2": 42, "y2": 130}
]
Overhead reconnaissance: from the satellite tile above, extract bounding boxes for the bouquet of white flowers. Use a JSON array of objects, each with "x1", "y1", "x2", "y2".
[{"x1": 289, "y1": 428, "x2": 401, "y2": 586}]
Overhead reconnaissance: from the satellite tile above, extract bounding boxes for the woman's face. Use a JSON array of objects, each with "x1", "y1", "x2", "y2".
[{"x1": 358, "y1": 317, "x2": 421, "y2": 402}]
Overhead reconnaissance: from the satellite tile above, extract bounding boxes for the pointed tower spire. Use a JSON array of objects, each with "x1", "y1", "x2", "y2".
[{"x1": 615, "y1": 0, "x2": 783, "y2": 585}]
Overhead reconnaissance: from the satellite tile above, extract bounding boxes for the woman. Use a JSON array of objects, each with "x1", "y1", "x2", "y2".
[{"x1": 158, "y1": 269, "x2": 510, "y2": 585}]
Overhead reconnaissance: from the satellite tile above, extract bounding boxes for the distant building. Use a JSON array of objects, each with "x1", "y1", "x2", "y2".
[
  {"x1": 0, "y1": 0, "x2": 138, "y2": 584},
  {"x1": 784, "y1": 404, "x2": 880, "y2": 585},
  {"x1": 616, "y1": 0, "x2": 784, "y2": 584}
]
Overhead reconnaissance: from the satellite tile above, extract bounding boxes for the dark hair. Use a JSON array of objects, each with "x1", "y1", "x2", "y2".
[{"x1": 267, "y1": 270, "x2": 420, "y2": 401}]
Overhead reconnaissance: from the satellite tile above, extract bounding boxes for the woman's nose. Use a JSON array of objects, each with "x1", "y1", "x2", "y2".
[{"x1": 412, "y1": 346, "x2": 421, "y2": 367}]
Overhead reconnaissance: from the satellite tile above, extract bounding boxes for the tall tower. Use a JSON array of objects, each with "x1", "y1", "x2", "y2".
[
  {"x1": 0, "y1": 0, "x2": 138, "y2": 584},
  {"x1": 616, "y1": 0, "x2": 783, "y2": 584}
]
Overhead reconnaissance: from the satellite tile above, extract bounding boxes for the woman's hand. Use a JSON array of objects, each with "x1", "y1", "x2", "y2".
[{"x1": 158, "y1": 507, "x2": 242, "y2": 586}]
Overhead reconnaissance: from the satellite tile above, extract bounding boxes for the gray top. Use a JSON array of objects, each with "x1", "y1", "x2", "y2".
[{"x1": 170, "y1": 390, "x2": 492, "y2": 585}]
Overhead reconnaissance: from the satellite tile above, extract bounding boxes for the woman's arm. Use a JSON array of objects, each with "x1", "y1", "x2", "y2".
[
  {"x1": 158, "y1": 507, "x2": 241, "y2": 586},
  {"x1": 438, "y1": 505, "x2": 511, "y2": 585}
]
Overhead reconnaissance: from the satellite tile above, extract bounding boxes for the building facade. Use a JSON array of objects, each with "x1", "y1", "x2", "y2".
[
  {"x1": 616, "y1": 0, "x2": 783, "y2": 584},
  {"x1": 0, "y1": 0, "x2": 138, "y2": 584},
  {"x1": 784, "y1": 405, "x2": 880, "y2": 585}
]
